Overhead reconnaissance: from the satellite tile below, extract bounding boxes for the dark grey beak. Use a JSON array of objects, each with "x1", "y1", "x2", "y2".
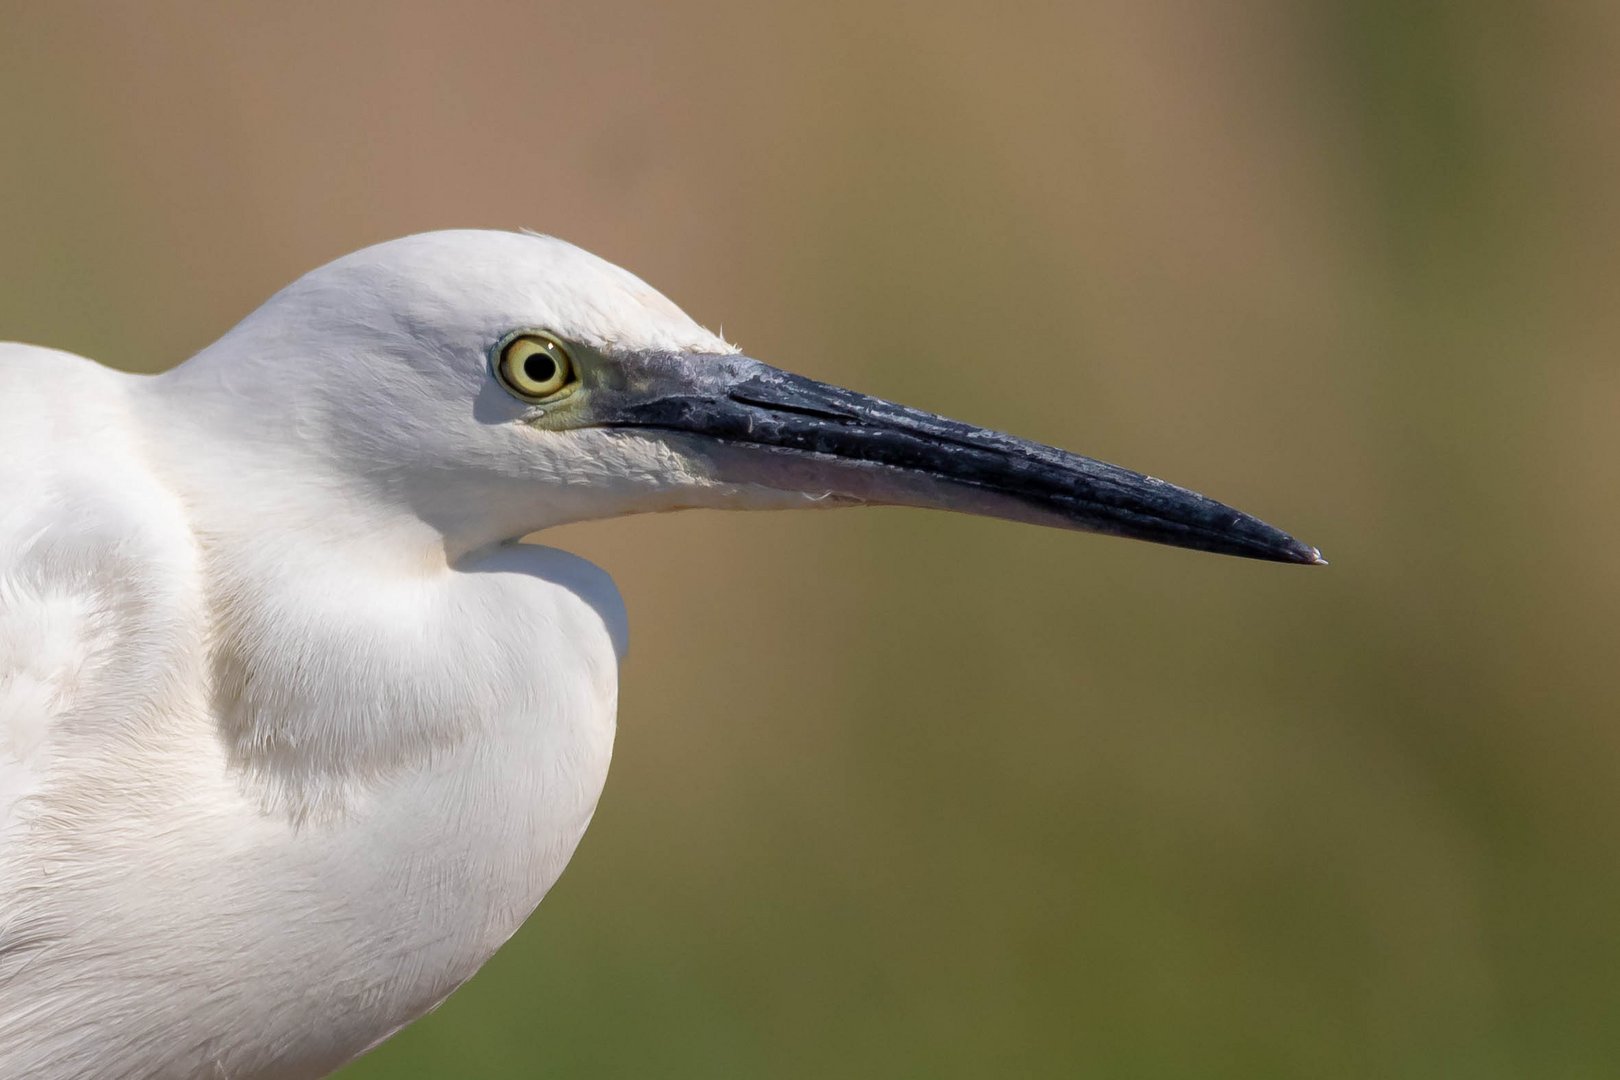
[{"x1": 593, "y1": 352, "x2": 1323, "y2": 565}]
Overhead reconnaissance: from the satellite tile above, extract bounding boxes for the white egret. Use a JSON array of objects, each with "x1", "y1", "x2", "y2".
[{"x1": 0, "y1": 230, "x2": 1321, "y2": 1078}]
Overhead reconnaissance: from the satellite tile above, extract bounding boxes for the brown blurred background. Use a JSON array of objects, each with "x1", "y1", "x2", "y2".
[{"x1": 3, "y1": 2, "x2": 1617, "y2": 1076}]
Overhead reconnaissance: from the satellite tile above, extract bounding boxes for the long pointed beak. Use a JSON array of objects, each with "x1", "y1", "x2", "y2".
[{"x1": 594, "y1": 353, "x2": 1323, "y2": 565}]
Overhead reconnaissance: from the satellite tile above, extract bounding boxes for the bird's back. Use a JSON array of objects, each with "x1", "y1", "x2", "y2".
[
  {"x1": 0, "y1": 344, "x2": 215, "y2": 1075},
  {"x1": 0, "y1": 345, "x2": 196, "y2": 825}
]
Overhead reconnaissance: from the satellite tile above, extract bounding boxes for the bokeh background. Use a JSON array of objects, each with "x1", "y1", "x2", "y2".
[{"x1": 3, "y1": 2, "x2": 1617, "y2": 1076}]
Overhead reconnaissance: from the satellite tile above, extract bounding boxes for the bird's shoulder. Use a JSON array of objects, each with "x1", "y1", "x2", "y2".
[{"x1": 0, "y1": 343, "x2": 203, "y2": 841}]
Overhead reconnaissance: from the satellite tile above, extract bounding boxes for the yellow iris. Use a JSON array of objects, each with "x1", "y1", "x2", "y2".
[{"x1": 496, "y1": 333, "x2": 576, "y2": 401}]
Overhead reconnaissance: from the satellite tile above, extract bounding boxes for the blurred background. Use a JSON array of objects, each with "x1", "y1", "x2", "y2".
[{"x1": 3, "y1": 2, "x2": 1616, "y2": 1076}]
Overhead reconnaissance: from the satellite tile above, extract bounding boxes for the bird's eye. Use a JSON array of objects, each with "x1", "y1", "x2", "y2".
[{"x1": 496, "y1": 333, "x2": 577, "y2": 402}]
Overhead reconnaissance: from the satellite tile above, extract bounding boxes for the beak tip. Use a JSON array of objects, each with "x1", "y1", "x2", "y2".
[
  {"x1": 1244, "y1": 519, "x2": 1324, "y2": 566},
  {"x1": 1215, "y1": 509, "x2": 1323, "y2": 566},
  {"x1": 1287, "y1": 540, "x2": 1327, "y2": 566}
]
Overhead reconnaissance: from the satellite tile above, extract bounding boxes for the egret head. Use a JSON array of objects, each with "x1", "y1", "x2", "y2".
[{"x1": 175, "y1": 230, "x2": 1320, "y2": 564}]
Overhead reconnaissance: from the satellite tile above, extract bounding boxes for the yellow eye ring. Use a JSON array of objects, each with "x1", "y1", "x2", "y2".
[{"x1": 495, "y1": 332, "x2": 577, "y2": 402}]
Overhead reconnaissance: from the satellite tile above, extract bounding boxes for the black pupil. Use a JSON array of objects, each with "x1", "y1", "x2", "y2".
[{"x1": 522, "y1": 351, "x2": 558, "y2": 385}]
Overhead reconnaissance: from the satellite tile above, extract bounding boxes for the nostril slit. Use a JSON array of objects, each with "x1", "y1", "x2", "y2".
[{"x1": 726, "y1": 390, "x2": 855, "y2": 423}]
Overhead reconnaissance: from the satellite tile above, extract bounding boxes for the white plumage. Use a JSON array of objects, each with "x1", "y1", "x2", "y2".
[
  {"x1": 0, "y1": 234, "x2": 668, "y2": 1078},
  {"x1": 0, "y1": 230, "x2": 1318, "y2": 1079}
]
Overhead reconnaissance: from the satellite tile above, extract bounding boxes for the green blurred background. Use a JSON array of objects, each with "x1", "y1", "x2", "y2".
[{"x1": 3, "y1": 2, "x2": 1616, "y2": 1076}]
